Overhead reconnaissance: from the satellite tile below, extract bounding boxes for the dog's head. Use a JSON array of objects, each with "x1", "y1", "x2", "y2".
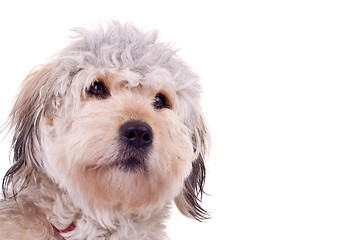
[{"x1": 2, "y1": 22, "x2": 210, "y2": 221}]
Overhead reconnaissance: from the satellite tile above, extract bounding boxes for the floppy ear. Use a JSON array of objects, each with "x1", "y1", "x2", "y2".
[
  {"x1": 174, "y1": 114, "x2": 210, "y2": 221},
  {"x1": 2, "y1": 64, "x2": 55, "y2": 198}
]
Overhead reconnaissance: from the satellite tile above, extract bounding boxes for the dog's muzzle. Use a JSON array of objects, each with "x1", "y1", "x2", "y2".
[{"x1": 118, "y1": 120, "x2": 153, "y2": 171}]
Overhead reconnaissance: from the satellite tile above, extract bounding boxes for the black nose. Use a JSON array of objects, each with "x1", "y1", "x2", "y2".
[{"x1": 120, "y1": 121, "x2": 153, "y2": 148}]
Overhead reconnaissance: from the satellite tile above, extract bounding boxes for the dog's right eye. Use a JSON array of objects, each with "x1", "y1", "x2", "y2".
[{"x1": 87, "y1": 81, "x2": 109, "y2": 99}]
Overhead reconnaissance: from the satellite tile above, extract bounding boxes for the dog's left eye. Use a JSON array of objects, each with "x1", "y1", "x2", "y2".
[
  {"x1": 87, "y1": 81, "x2": 109, "y2": 98},
  {"x1": 153, "y1": 93, "x2": 169, "y2": 110}
]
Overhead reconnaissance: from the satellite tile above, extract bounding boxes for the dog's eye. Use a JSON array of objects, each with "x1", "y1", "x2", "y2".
[
  {"x1": 87, "y1": 81, "x2": 109, "y2": 98},
  {"x1": 153, "y1": 93, "x2": 169, "y2": 110}
]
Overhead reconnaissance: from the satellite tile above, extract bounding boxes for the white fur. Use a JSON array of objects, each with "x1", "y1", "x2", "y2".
[{"x1": 0, "y1": 21, "x2": 209, "y2": 240}]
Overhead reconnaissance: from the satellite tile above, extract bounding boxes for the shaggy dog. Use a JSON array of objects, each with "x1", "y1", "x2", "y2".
[{"x1": 0, "y1": 22, "x2": 209, "y2": 239}]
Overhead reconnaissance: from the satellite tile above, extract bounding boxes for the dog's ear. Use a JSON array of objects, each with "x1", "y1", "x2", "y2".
[
  {"x1": 175, "y1": 114, "x2": 210, "y2": 221},
  {"x1": 2, "y1": 64, "x2": 55, "y2": 198}
]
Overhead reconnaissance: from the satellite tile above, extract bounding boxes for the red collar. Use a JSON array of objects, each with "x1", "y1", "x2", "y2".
[{"x1": 53, "y1": 223, "x2": 76, "y2": 234}]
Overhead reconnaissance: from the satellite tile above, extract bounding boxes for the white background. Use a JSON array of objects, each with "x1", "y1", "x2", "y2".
[{"x1": 1, "y1": 1, "x2": 360, "y2": 239}]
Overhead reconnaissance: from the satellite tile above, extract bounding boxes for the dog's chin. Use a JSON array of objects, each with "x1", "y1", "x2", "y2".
[{"x1": 65, "y1": 156, "x2": 168, "y2": 214}]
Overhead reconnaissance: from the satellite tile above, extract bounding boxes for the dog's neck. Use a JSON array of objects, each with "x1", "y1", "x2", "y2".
[{"x1": 27, "y1": 173, "x2": 169, "y2": 240}]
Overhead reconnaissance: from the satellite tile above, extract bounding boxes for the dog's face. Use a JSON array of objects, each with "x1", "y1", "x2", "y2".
[{"x1": 3, "y1": 23, "x2": 209, "y2": 221}]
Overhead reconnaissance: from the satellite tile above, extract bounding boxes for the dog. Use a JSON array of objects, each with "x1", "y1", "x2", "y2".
[{"x1": 0, "y1": 21, "x2": 210, "y2": 240}]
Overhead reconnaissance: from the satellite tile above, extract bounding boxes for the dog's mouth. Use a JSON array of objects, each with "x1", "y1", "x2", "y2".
[
  {"x1": 118, "y1": 156, "x2": 147, "y2": 172},
  {"x1": 114, "y1": 145, "x2": 149, "y2": 172}
]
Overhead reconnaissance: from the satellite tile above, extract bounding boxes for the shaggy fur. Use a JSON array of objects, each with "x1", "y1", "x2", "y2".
[{"x1": 0, "y1": 22, "x2": 210, "y2": 240}]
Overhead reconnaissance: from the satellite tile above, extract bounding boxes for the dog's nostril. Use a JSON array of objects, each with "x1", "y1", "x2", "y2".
[
  {"x1": 126, "y1": 131, "x2": 137, "y2": 140},
  {"x1": 143, "y1": 133, "x2": 151, "y2": 142},
  {"x1": 120, "y1": 121, "x2": 153, "y2": 148}
]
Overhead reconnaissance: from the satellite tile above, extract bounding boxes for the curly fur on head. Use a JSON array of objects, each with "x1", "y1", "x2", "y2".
[{"x1": 0, "y1": 21, "x2": 210, "y2": 240}]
